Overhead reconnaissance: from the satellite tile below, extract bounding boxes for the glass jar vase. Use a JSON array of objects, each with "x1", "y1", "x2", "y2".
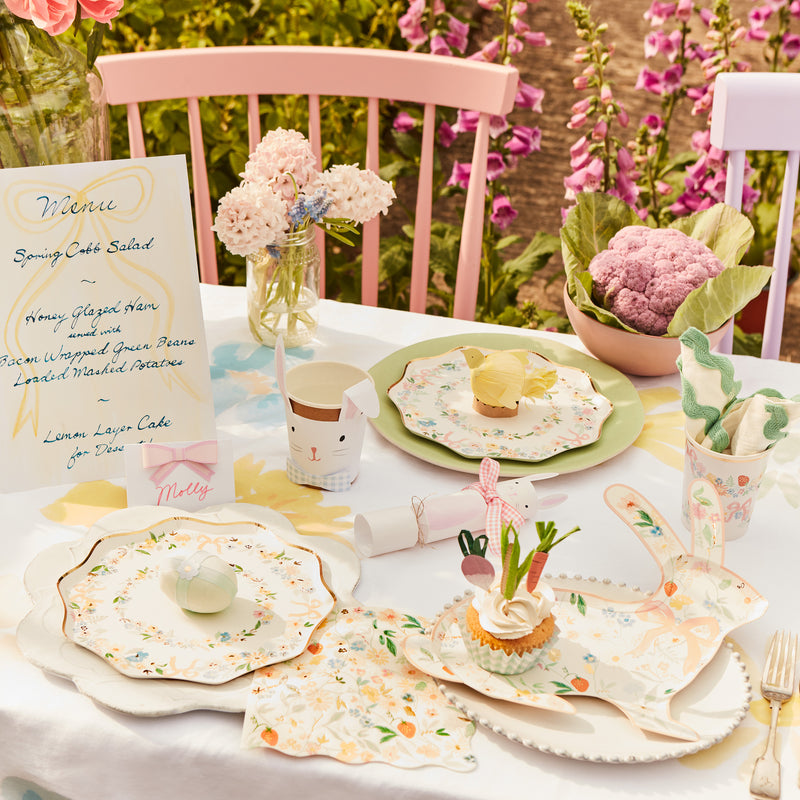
[
  {"x1": 0, "y1": 2, "x2": 110, "y2": 168},
  {"x1": 246, "y1": 228, "x2": 321, "y2": 348}
]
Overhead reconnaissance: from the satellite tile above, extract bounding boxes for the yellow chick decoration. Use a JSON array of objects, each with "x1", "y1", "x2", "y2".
[{"x1": 461, "y1": 348, "x2": 558, "y2": 418}]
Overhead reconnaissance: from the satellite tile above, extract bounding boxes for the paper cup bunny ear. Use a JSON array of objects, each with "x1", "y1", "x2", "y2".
[{"x1": 342, "y1": 377, "x2": 380, "y2": 420}]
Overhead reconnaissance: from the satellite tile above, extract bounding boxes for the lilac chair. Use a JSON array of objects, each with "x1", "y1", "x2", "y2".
[
  {"x1": 96, "y1": 46, "x2": 519, "y2": 320},
  {"x1": 710, "y1": 71, "x2": 800, "y2": 359}
]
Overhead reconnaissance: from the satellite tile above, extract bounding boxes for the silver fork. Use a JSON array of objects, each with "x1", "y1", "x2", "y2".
[{"x1": 750, "y1": 630, "x2": 798, "y2": 799}]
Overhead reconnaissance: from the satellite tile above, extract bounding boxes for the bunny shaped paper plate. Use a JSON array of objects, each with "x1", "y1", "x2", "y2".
[
  {"x1": 275, "y1": 337, "x2": 380, "y2": 491},
  {"x1": 403, "y1": 479, "x2": 767, "y2": 761}
]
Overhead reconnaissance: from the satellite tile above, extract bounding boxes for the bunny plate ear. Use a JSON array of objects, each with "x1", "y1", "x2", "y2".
[{"x1": 342, "y1": 378, "x2": 380, "y2": 420}]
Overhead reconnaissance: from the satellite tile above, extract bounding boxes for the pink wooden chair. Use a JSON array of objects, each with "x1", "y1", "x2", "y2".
[
  {"x1": 96, "y1": 46, "x2": 519, "y2": 320},
  {"x1": 710, "y1": 71, "x2": 800, "y2": 359}
]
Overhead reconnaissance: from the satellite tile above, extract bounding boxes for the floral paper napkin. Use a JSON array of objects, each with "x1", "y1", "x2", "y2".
[{"x1": 242, "y1": 606, "x2": 476, "y2": 771}]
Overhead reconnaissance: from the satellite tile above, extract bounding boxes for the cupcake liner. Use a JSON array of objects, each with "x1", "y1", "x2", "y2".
[{"x1": 458, "y1": 615, "x2": 552, "y2": 675}]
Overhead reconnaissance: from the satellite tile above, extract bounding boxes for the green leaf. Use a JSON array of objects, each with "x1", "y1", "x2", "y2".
[
  {"x1": 667, "y1": 264, "x2": 773, "y2": 335},
  {"x1": 668, "y1": 203, "x2": 754, "y2": 269},
  {"x1": 85, "y1": 22, "x2": 108, "y2": 69},
  {"x1": 560, "y1": 192, "x2": 645, "y2": 297},
  {"x1": 499, "y1": 232, "x2": 561, "y2": 290}
]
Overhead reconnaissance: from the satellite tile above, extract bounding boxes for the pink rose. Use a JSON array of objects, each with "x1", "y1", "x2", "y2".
[
  {"x1": 6, "y1": 0, "x2": 76, "y2": 35},
  {"x1": 78, "y1": 0, "x2": 123, "y2": 24}
]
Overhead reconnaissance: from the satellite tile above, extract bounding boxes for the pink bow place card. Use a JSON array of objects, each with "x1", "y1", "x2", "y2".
[{"x1": 124, "y1": 438, "x2": 235, "y2": 511}]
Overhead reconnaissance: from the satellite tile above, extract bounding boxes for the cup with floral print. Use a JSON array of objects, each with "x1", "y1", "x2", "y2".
[{"x1": 681, "y1": 434, "x2": 771, "y2": 540}]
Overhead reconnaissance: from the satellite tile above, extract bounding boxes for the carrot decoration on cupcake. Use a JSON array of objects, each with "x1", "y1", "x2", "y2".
[{"x1": 457, "y1": 520, "x2": 579, "y2": 675}]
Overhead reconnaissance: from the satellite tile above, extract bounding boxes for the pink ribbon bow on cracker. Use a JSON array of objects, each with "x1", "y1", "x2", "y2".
[
  {"x1": 468, "y1": 457, "x2": 525, "y2": 554},
  {"x1": 142, "y1": 441, "x2": 217, "y2": 485}
]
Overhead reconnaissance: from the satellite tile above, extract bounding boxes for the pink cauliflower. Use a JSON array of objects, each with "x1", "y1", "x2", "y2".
[{"x1": 588, "y1": 226, "x2": 724, "y2": 335}]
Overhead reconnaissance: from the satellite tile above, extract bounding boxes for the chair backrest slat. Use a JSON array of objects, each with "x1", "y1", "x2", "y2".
[
  {"x1": 97, "y1": 46, "x2": 519, "y2": 318},
  {"x1": 410, "y1": 102, "x2": 437, "y2": 315},
  {"x1": 710, "y1": 72, "x2": 800, "y2": 359}
]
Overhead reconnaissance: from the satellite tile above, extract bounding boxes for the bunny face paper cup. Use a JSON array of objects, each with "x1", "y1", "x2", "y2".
[{"x1": 275, "y1": 340, "x2": 380, "y2": 491}]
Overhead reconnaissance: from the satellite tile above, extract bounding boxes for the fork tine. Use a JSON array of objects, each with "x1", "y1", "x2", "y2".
[
  {"x1": 783, "y1": 633, "x2": 798, "y2": 686},
  {"x1": 765, "y1": 630, "x2": 797, "y2": 690},
  {"x1": 764, "y1": 630, "x2": 783, "y2": 685}
]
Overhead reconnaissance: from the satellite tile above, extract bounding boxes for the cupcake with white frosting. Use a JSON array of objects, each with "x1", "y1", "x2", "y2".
[{"x1": 458, "y1": 521, "x2": 578, "y2": 674}]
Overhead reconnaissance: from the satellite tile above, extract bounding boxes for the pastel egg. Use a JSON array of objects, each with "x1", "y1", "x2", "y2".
[{"x1": 160, "y1": 551, "x2": 237, "y2": 613}]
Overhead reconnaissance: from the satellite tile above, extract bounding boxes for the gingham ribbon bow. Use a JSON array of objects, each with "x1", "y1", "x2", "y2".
[
  {"x1": 468, "y1": 457, "x2": 525, "y2": 555},
  {"x1": 142, "y1": 441, "x2": 218, "y2": 485}
]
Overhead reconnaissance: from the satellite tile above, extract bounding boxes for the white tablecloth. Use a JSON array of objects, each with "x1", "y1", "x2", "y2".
[{"x1": 2, "y1": 284, "x2": 799, "y2": 800}]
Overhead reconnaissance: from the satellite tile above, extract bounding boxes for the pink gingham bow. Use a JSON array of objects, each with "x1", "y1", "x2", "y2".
[
  {"x1": 468, "y1": 457, "x2": 525, "y2": 554},
  {"x1": 142, "y1": 441, "x2": 218, "y2": 485}
]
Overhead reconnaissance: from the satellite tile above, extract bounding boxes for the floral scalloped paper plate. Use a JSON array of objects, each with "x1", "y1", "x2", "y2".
[
  {"x1": 369, "y1": 333, "x2": 645, "y2": 477},
  {"x1": 56, "y1": 515, "x2": 335, "y2": 684},
  {"x1": 388, "y1": 346, "x2": 614, "y2": 462},
  {"x1": 19, "y1": 504, "x2": 360, "y2": 716}
]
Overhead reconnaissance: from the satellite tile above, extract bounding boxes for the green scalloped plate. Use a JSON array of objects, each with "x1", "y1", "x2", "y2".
[{"x1": 368, "y1": 333, "x2": 645, "y2": 477}]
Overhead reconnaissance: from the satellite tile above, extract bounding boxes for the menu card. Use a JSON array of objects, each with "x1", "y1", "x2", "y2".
[{"x1": 0, "y1": 156, "x2": 215, "y2": 492}]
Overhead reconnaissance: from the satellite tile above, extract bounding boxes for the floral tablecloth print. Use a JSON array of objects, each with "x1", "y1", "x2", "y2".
[{"x1": 242, "y1": 606, "x2": 476, "y2": 770}]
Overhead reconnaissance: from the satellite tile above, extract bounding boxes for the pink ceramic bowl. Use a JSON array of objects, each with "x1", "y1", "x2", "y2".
[{"x1": 563, "y1": 287, "x2": 732, "y2": 376}]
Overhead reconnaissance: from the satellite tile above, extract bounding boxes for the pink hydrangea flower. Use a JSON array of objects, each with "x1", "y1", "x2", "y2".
[
  {"x1": 212, "y1": 184, "x2": 289, "y2": 256},
  {"x1": 318, "y1": 165, "x2": 396, "y2": 224},
  {"x1": 242, "y1": 128, "x2": 319, "y2": 202}
]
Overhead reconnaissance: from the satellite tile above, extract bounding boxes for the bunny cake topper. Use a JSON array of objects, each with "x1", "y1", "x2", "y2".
[{"x1": 275, "y1": 337, "x2": 379, "y2": 491}]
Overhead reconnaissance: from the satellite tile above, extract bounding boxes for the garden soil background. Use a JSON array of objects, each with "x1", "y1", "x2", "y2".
[{"x1": 477, "y1": 0, "x2": 800, "y2": 361}]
